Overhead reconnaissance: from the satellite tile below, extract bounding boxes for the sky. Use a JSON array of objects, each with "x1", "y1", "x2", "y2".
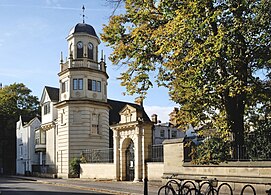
[{"x1": 0, "y1": 0, "x2": 177, "y2": 122}]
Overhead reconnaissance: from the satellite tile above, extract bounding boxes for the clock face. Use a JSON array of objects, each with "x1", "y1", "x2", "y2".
[
  {"x1": 77, "y1": 42, "x2": 83, "y2": 49},
  {"x1": 88, "y1": 43, "x2": 93, "y2": 50}
]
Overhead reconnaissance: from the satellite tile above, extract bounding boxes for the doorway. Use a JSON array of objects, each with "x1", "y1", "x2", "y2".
[{"x1": 125, "y1": 141, "x2": 134, "y2": 181}]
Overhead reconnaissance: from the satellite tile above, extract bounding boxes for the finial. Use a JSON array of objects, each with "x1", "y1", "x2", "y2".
[
  {"x1": 60, "y1": 51, "x2": 63, "y2": 63},
  {"x1": 82, "y1": 5, "x2": 85, "y2": 23},
  {"x1": 101, "y1": 50, "x2": 104, "y2": 61}
]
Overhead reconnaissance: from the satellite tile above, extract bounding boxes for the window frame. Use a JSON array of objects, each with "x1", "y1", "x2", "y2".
[
  {"x1": 87, "y1": 42, "x2": 94, "y2": 60},
  {"x1": 44, "y1": 102, "x2": 50, "y2": 115},
  {"x1": 73, "y1": 78, "x2": 83, "y2": 90},
  {"x1": 77, "y1": 41, "x2": 83, "y2": 58}
]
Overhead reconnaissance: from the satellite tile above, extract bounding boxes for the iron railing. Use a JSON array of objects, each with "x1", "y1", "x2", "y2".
[
  {"x1": 149, "y1": 144, "x2": 164, "y2": 162},
  {"x1": 184, "y1": 144, "x2": 271, "y2": 162},
  {"x1": 81, "y1": 148, "x2": 113, "y2": 163}
]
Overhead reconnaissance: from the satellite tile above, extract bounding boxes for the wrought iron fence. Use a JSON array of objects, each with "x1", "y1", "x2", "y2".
[
  {"x1": 184, "y1": 144, "x2": 271, "y2": 162},
  {"x1": 81, "y1": 148, "x2": 113, "y2": 163},
  {"x1": 230, "y1": 145, "x2": 271, "y2": 161},
  {"x1": 149, "y1": 144, "x2": 164, "y2": 162}
]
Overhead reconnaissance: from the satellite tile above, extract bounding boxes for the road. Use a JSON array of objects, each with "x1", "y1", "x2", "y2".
[{"x1": 0, "y1": 177, "x2": 108, "y2": 195}]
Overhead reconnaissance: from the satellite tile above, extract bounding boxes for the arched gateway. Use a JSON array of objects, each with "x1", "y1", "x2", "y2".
[{"x1": 111, "y1": 100, "x2": 153, "y2": 181}]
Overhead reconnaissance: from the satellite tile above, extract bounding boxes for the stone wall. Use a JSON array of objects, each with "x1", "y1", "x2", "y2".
[
  {"x1": 162, "y1": 138, "x2": 271, "y2": 193},
  {"x1": 80, "y1": 163, "x2": 116, "y2": 180},
  {"x1": 146, "y1": 162, "x2": 164, "y2": 181}
]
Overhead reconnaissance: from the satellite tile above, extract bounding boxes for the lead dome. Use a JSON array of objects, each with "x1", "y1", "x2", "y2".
[{"x1": 68, "y1": 23, "x2": 98, "y2": 38}]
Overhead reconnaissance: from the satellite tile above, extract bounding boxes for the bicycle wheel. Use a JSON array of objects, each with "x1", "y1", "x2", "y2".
[
  {"x1": 166, "y1": 179, "x2": 181, "y2": 193},
  {"x1": 199, "y1": 181, "x2": 213, "y2": 195},
  {"x1": 185, "y1": 188, "x2": 198, "y2": 195},
  {"x1": 158, "y1": 185, "x2": 176, "y2": 195},
  {"x1": 217, "y1": 183, "x2": 233, "y2": 195},
  {"x1": 207, "y1": 188, "x2": 217, "y2": 195},
  {"x1": 181, "y1": 180, "x2": 197, "y2": 189},
  {"x1": 179, "y1": 185, "x2": 191, "y2": 195}
]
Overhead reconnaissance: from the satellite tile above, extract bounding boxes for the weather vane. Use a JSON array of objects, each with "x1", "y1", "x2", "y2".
[{"x1": 82, "y1": 5, "x2": 85, "y2": 23}]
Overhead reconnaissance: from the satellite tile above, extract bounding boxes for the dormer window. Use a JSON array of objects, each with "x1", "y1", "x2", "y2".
[
  {"x1": 77, "y1": 41, "x2": 83, "y2": 58},
  {"x1": 44, "y1": 102, "x2": 50, "y2": 115},
  {"x1": 87, "y1": 42, "x2": 94, "y2": 60}
]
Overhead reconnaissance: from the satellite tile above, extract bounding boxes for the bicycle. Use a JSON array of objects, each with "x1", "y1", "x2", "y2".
[
  {"x1": 158, "y1": 174, "x2": 196, "y2": 195},
  {"x1": 186, "y1": 177, "x2": 218, "y2": 195}
]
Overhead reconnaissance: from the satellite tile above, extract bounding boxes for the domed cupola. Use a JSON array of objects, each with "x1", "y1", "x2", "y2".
[{"x1": 69, "y1": 23, "x2": 99, "y2": 39}]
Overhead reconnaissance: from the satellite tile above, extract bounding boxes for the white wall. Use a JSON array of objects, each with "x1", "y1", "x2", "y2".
[{"x1": 16, "y1": 117, "x2": 40, "y2": 174}]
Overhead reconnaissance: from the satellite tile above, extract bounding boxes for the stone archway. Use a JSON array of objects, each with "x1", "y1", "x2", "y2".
[
  {"x1": 111, "y1": 104, "x2": 153, "y2": 182},
  {"x1": 113, "y1": 124, "x2": 144, "y2": 182}
]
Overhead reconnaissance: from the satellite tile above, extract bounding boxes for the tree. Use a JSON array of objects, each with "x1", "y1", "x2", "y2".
[
  {"x1": 0, "y1": 83, "x2": 40, "y2": 174},
  {"x1": 102, "y1": 0, "x2": 271, "y2": 163}
]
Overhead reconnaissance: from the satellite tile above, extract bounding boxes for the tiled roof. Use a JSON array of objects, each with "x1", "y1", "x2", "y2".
[
  {"x1": 45, "y1": 86, "x2": 59, "y2": 102},
  {"x1": 107, "y1": 99, "x2": 150, "y2": 125}
]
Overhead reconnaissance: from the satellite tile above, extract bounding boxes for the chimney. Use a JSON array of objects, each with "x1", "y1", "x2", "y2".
[
  {"x1": 151, "y1": 114, "x2": 158, "y2": 124},
  {"x1": 169, "y1": 107, "x2": 179, "y2": 126},
  {"x1": 134, "y1": 97, "x2": 143, "y2": 107}
]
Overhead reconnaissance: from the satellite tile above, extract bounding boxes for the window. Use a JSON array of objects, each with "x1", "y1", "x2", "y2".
[
  {"x1": 91, "y1": 113, "x2": 100, "y2": 135},
  {"x1": 172, "y1": 130, "x2": 177, "y2": 138},
  {"x1": 96, "y1": 81, "x2": 101, "y2": 92},
  {"x1": 77, "y1": 41, "x2": 83, "y2": 58},
  {"x1": 160, "y1": 130, "x2": 164, "y2": 138},
  {"x1": 73, "y1": 78, "x2": 83, "y2": 90},
  {"x1": 20, "y1": 146, "x2": 23, "y2": 156},
  {"x1": 44, "y1": 102, "x2": 50, "y2": 115},
  {"x1": 88, "y1": 79, "x2": 101, "y2": 92},
  {"x1": 61, "y1": 81, "x2": 68, "y2": 93},
  {"x1": 60, "y1": 113, "x2": 63, "y2": 124},
  {"x1": 87, "y1": 42, "x2": 94, "y2": 60},
  {"x1": 92, "y1": 80, "x2": 96, "y2": 91},
  {"x1": 35, "y1": 131, "x2": 40, "y2": 144}
]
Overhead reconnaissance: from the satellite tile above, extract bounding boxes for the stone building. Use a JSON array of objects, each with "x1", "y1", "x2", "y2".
[{"x1": 35, "y1": 20, "x2": 153, "y2": 180}]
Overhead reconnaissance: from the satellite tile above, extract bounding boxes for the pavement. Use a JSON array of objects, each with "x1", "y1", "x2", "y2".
[{"x1": 9, "y1": 175, "x2": 162, "y2": 195}]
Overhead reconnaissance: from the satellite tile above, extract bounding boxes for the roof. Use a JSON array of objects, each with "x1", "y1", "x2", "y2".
[
  {"x1": 21, "y1": 116, "x2": 33, "y2": 125},
  {"x1": 69, "y1": 23, "x2": 98, "y2": 38},
  {"x1": 107, "y1": 99, "x2": 151, "y2": 125},
  {"x1": 45, "y1": 86, "x2": 59, "y2": 102}
]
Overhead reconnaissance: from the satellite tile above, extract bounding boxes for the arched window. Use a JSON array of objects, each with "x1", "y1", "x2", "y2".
[
  {"x1": 87, "y1": 42, "x2": 94, "y2": 60},
  {"x1": 77, "y1": 41, "x2": 83, "y2": 58}
]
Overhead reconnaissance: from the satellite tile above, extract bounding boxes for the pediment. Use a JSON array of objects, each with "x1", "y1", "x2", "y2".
[
  {"x1": 119, "y1": 104, "x2": 137, "y2": 115},
  {"x1": 40, "y1": 87, "x2": 49, "y2": 105}
]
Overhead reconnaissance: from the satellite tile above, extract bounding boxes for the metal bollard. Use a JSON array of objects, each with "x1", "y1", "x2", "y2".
[{"x1": 144, "y1": 177, "x2": 148, "y2": 195}]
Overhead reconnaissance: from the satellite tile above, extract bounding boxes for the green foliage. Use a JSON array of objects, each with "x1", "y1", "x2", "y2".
[
  {"x1": 192, "y1": 137, "x2": 231, "y2": 165},
  {"x1": 0, "y1": 83, "x2": 40, "y2": 119},
  {"x1": 245, "y1": 102, "x2": 271, "y2": 160},
  {"x1": 102, "y1": 0, "x2": 271, "y2": 163},
  {"x1": 69, "y1": 158, "x2": 81, "y2": 177}
]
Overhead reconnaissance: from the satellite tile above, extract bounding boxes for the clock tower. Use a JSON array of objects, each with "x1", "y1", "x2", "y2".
[{"x1": 55, "y1": 20, "x2": 110, "y2": 178}]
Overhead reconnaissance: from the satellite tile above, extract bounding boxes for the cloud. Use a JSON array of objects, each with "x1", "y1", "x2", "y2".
[{"x1": 144, "y1": 105, "x2": 175, "y2": 123}]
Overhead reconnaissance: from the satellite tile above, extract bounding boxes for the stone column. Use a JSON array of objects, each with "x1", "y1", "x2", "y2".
[
  {"x1": 134, "y1": 126, "x2": 143, "y2": 182},
  {"x1": 113, "y1": 130, "x2": 120, "y2": 181}
]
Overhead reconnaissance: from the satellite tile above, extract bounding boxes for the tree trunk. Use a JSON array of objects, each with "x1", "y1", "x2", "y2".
[{"x1": 224, "y1": 91, "x2": 245, "y2": 143}]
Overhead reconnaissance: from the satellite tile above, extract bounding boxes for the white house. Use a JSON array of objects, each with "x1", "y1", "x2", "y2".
[
  {"x1": 16, "y1": 116, "x2": 41, "y2": 175},
  {"x1": 151, "y1": 113, "x2": 186, "y2": 145}
]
